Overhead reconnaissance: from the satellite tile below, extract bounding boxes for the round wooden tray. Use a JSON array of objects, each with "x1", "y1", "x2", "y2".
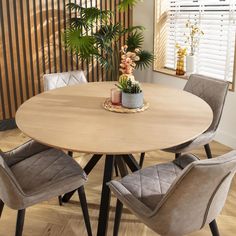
[{"x1": 103, "y1": 98, "x2": 150, "y2": 113}]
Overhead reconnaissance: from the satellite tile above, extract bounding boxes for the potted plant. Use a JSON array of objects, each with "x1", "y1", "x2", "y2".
[
  {"x1": 63, "y1": 2, "x2": 154, "y2": 81},
  {"x1": 117, "y1": 77, "x2": 143, "y2": 109},
  {"x1": 184, "y1": 20, "x2": 204, "y2": 75},
  {"x1": 115, "y1": 45, "x2": 143, "y2": 108}
]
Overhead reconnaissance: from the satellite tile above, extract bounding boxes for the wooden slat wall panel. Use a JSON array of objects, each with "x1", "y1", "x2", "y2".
[{"x1": 0, "y1": 0, "x2": 131, "y2": 120}]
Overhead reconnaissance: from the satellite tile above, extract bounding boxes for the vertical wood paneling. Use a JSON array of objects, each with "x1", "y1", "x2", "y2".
[{"x1": 0, "y1": 0, "x2": 132, "y2": 121}]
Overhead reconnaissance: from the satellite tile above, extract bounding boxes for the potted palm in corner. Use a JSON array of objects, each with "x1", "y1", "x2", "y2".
[{"x1": 63, "y1": 1, "x2": 154, "y2": 81}]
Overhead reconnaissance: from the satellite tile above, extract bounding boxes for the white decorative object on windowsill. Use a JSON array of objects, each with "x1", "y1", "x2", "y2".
[{"x1": 186, "y1": 55, "x2": 195, "y2": 75}]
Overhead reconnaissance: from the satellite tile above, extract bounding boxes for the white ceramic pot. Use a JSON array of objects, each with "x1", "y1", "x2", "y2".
[
  {"x1": 186, "y1": 55, "x2": 195, "y2": 75},
  {"x1": 122, "y1": 92, "x2": 143, "y2": 109}
]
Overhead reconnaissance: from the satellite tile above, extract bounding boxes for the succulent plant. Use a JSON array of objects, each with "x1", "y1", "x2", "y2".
[{"x1": 116, "y1": 77, "x2": 142, "y2": 94}]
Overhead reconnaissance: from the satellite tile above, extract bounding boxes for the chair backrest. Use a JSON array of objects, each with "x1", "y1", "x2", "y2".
[
  {"x1": 43, "y1": 70, "x2": 87, "y2": 91},
  {"x1": 0, "y1": 140, "x2": 50, "y2": 209},
  {"x1": 0, "y1": 153, "x2": 25, "y2": 209},
  {"x1": 184, "y1": 74, "x2": 229, "y2": 132},
  {"x1": 149, "y1": 151, "x2": 236, "y2": 236}
]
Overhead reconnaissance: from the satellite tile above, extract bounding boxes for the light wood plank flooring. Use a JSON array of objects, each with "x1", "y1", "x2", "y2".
[{"x1": 0, "y1": 129, "x2": 235, "y2": 236}]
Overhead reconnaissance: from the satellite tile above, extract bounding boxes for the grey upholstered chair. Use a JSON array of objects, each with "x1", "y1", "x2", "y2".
[
  {"x1": 163, "y1": 74, "x2": 229, "y2": 160},
  {"x1": 0, "y1": 139, "x2": 92, "y2": 236},
  {"x1": 43, "y1": 70, "x2": 87, "y2": 91},
  {"x1": 139, "y1": 74, "x2": 229, "y2": 167},
  {"x1": 109, "y1": 151, "x2": 236, "y2": 236}
]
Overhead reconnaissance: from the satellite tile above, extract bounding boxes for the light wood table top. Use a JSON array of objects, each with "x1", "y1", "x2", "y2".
[{"x1": 16, "y1": 82, "x2": 213, "y2": 154}]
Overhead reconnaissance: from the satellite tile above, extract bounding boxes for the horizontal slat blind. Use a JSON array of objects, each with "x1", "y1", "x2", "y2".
[
  {"x1": 0, "y1": 0, "x2": 131, "y2": 120},
  {"x1": 165, "y1": 0, "x2": 236, "y2": 82}
]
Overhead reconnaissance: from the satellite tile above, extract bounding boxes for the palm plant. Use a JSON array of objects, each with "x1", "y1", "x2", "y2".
[
  {"x1": 64, "y1": 2, "x2": 153, "y2": 81},
  {"x1": 118, "y1": 0, "x2": 142, "y2": 11}
]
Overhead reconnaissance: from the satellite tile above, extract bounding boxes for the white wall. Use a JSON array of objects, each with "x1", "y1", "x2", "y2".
[
  {"x1": 133, "y1": 0, "x2": 236, "y2": 149},
  {"x1": 133, "y1": 0, "x2": 154, "y2": 83}
]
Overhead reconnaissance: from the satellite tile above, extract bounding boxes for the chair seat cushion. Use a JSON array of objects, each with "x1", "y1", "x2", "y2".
[
  {"x1": 109, "y1": 155, "x2": 199, "y2": 213},
  {"x1": 11, "y1": 149, "x2": 86, "y2": 197},
  {"x1": 113, "y1": 162, "x2": 182, "y2": 210}
]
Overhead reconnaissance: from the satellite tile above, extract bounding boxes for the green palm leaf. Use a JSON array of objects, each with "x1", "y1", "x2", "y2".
[
  {"x1": 95, "y1": 24, "x2": 120, "y2": 41},
  {"x1": 126, "y1": 32, "x2": 144, "y2": 51},
  {"x1": 69, "y1": 17, "x2": 89, "y2": 29},
  {"x1": 64, "y1": 28, "x2": 98, "y2": 59},
  {"x1": 66, "y1": 3, "x2": 84, "y2": 12},
  {"x1": 118, "y1": 0, "x2": 141, "y2": 11},
  {"x1": 82, "y1": 8, "x2": 112, "y2": 24},
  {"x1": 97, "y1": 55, "x2": 112, "y2": 70},
  {"x1": 121, "y1": 25, "x2": 145, "y2": 35},
  {"x1": 67, "y1": 3, "x2": 111, "y2": 26},
  {"x1": 135, "y1": 50, "x2": 154, "y2": 70},
  {"x1": 94, "y1": 24, "x2": 121, "y2": 53}
]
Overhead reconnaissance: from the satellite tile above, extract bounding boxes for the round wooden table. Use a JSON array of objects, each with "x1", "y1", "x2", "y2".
[
  {"x1": 16, "y1": 82, "x2": 213, "y2": 236},
  {"x1": 16, "y1": 82, "x2": 212, "y2": 154}
]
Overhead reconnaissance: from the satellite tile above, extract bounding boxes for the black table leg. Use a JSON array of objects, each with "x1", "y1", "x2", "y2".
[
  {"x1": 123, "y1": 154, "x2": 140, "y2": 172},
  {"x1": 84, "y1": 154, "x2": 104, "y2": 175},
  {"x1": 204, "y1": 144, "x2": 213, "y2": 159},
  {"x1": 62, "y1": 154, "x2": 103, "y2": 203},
  {"x1": 139, "y1": 152, "x2": 145, "y2": 168},
  {"x1": 97, "y1": 155, "x2": 114, "y2": 236},
  {"x1": 116, "y1": 156, "x2": 129, "y2": 177}
]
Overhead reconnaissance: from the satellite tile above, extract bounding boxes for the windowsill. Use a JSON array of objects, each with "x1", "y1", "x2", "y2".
[
  {"x1": 153, "y1": 67, "x2": 235, "y2": 92},
  {"x1": 153, "y1": 67, "x2": 190, "y2": 80}
]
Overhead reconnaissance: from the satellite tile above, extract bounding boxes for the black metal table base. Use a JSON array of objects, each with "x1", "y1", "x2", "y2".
[{"x1": 62, "y1": 154, "x2": 140, "y2": 236}]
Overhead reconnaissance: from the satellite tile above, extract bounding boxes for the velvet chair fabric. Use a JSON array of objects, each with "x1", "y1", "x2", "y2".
[
  {"x1": 163, "y1": 74, "x2": 229, "y2": 154},
  {"x1": 109, "y1": 152, "x2": 236, "y2": 236},
  {"x1": 0, "y1": 139, "x2": 87, "y2": 210},
  {"x1": 43, "y1": 70, "x2": 87, "y2": 91}
]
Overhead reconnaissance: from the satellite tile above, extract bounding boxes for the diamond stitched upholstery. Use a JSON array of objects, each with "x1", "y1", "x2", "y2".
[
  {"x1": 0, "y1": 140, "x2": 87, "y2": 209},
  {"x1": 109, "y1": 153, "x2": 236, "y2": 236},
  {"x1": 184, "y1": 74, "x2": 228, "y2": 132},
  {"x1": 11, "y1": 148, "x2": 86, "y2": 195},
  {"x1": 43, "y1": 70, "x2": 87, "y2": 91},
  {"x1": 118, "y1": 162, "x2": 182, "y2": 209}
]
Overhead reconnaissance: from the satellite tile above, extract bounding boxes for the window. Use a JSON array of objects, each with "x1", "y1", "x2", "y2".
[{"x1": 154, "y1": 0, "x2": 236, "y2": 83}]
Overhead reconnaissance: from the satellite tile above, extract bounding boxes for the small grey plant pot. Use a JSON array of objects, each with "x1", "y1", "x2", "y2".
[{"x1": 122, "y1": 92, "x2": 144, "y2": 109}]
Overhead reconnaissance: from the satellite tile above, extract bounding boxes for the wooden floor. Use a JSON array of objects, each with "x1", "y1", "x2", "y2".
[{"x1": 0, "y1": 129, "x2": 235, "y2": 236}]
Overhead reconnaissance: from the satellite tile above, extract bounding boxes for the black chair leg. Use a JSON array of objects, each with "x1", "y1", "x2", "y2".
[
  {"x1": 209, "y1": 219, "x2": 220, "y2": 236},
  {"x1": 204, "y1": 144, "x2": 213, "y2": 159},
  {"x1": 58, "y1": 196, "x2": 63, "y2": 206},
  {"x1": 175, "y1": 153, "x2": 181, "y2": 159},
  {"x1": 15, "y1": 209, "x2": 25, "y2": 236},
  {"x1": 113, "y1": 200, "x2": 123, "y2": 236},
  {"x1": 114, "y1": 159, "x2": 119, "y2": 177},
  {"x1": 78, "y1": 186, "x2": 92, "y2": 236},
  {"x1": 0, "y1": 199, "x2": 4, "y2": 218},
  {"x1": 139, "y1": 152, "x2": 145, "y2": 168}
]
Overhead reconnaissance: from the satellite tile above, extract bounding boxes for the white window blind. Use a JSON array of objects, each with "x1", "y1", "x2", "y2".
[{"x1": 165, "y1": 0, "x2": 236, "y2": 82}]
